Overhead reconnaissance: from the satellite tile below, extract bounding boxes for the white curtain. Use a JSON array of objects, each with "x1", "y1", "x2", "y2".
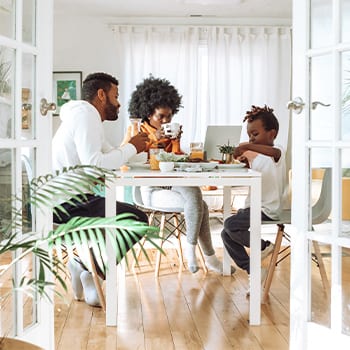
[{"x1": 110, "y1": 25, "x2": 291, "y2": 152}]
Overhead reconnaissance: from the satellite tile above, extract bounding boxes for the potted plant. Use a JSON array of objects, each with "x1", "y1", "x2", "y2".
[
  {"x1": 217, "y1": 140, "x2": 235, "y2": 163},
  {"x1": 0, "y1": 165, "x2": 162, "y2": 348}
]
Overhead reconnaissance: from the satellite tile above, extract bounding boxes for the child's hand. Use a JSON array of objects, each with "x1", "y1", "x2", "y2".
[
  {"x1": 237, "y1": 150, "x2": 259, "y2": 168},
  {"x1": 237, "y1": 155, "x2": 250, "y2": 168},
  {"x1": 234, "y1": 142, "x2": 249, "y2": 158}
]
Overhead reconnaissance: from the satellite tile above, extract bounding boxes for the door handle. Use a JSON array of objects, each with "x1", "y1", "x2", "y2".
[
  {"x1": 311, "y1": 101, "x2": 331, "y2": 110},
  {"x1": 286, "y1": 97, "x2": 305, "y2": 114},
  {"x1": 40, "y1": 98, "x2": 56, "y2": 116}
]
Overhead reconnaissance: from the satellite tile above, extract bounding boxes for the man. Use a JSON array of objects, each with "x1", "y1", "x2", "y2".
[{"x1": 52, "y1": 72, "x2": 149, "y2": 306}]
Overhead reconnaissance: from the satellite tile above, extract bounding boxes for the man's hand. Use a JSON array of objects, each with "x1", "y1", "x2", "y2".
[{"x1": 129, "y1": 133, "x2": 149, "y2": 153}]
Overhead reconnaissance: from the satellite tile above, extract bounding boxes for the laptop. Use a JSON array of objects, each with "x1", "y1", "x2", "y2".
[{"x1": 204, "y1": 125, "x2": 242, "y2": 161}]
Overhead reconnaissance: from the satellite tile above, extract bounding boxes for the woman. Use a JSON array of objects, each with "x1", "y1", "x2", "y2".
[{"x1": 127, "y1": 76, "x2": 232, "y2": 274}]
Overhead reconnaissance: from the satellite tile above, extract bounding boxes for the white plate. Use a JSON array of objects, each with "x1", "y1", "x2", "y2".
[
  {"x1": 127, "y1": 162, "x2": 150, "y2": 169},
  {"x1": 217, "y1": 163, "x2": 246, "y2": 169},
  {"x1": 175, "y1": 162, "x2": 217, "y2": 170}
]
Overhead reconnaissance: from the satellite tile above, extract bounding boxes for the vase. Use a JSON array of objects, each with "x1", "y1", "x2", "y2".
[{"x1": 221, "y1": 153, "x2": 233, "y2": 164}]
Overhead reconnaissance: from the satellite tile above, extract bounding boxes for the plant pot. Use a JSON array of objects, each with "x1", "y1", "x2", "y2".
[
  {"x1": 221, "y1": 153, "x2": 233, "y2": 164},
  {"x1": 0, "y1": 338, "x2": 44, "y2": 350}
]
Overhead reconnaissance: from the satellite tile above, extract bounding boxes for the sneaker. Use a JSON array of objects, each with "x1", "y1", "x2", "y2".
[
  {"x1": 246, "y1": 267, "x2": 268, "y2": 296},
  {"x1": 261, "y1": 241, "x2": 275, "y2": 260}
]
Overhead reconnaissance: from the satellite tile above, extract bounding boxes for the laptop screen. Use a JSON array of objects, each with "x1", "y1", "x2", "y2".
[{"x1": 204, "y1": 125, "x2": 242, "y2": 161}]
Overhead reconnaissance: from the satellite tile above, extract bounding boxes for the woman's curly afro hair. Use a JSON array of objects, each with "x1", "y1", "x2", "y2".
[{"x1": 128, "y1": 76, "x2": 182, "y2": 122}]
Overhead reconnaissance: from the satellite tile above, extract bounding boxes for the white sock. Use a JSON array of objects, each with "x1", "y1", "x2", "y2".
[
  {"x1": 67, "y1": 259, "x2": 84, "y2": 301},
  {"x1": 204, "y1": 254, "x2": 223, "y2": 274},
  {"x1": 186, "y1": 243, "x2": 199, "y2": 273},
  {"x1": 204, "y1": 254, "x2": 236, "y2": 275},
  {"x1": 80, "y1": 271, "x2": 102, "y2": 307}
]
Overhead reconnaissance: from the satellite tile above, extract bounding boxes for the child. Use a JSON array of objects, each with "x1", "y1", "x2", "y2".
[{"x1": 221, "y1": 105, "x2": 286, "y2": 288}]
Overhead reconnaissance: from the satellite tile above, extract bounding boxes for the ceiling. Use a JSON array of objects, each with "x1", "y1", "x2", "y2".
[{"x1": 54, "y1": 0, "x2": 292, "y2": 20}]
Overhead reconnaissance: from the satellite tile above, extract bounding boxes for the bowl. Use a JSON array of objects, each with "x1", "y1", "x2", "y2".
[{"x1": 159, "y1": 161, "x2": 175, "y2": 172}]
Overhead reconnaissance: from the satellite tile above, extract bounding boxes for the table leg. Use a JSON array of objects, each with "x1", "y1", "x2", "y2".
[
  {"x1": 105, "y1": 181, "x2": 118, "y2": 326},
  {"x1": 222, "y1": 186, "x2": 232, "y2": 275},
  {"x1": 249, "y1": 177, "x2": 262, "y2": 325}
]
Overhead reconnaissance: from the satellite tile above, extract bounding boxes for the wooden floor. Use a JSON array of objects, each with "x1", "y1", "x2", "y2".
[{"x1": 54, "y1": 248, "x2": 293, "y2": 350}]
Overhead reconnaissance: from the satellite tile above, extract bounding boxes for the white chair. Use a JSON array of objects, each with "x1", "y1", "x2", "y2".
[
  {"x1": 262, "y1": 167, "x2": 332, "y2": 302},
  {"x1": 132, "y1": 186, "x2": 208, "y2": 276}
]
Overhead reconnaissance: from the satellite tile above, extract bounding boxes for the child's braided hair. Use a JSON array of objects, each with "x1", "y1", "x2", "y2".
[{"x1": 243, "y1": 105, "x2": 279, "y2": 134}]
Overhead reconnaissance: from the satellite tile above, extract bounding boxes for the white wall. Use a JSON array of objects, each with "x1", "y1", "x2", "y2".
[{"x1": 54, "y1": 15, "x2": 123, "y2": 145}]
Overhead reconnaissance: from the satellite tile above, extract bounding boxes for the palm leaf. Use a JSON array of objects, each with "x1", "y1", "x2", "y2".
[{"x1": 1, "y1": 165, "x2": 163, "y2": 302}]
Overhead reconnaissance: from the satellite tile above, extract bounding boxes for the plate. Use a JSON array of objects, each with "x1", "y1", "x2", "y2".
[
  {"x1": 217, "y1": 163, "x2": 246, "y2": 169},
  {"x1": 127, "y1": 162, "x2": 150, "y2": 169},
  {"x1": 174, "y1": 162, "x2": 217, "y2": 170}
]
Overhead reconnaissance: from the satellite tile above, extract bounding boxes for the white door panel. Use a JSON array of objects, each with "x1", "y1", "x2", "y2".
[
  {"x1": 291, "y1": 0, "x2": 350, "y2": 348},
  {"x1": 0, "y1": 0, "x2": 54, "y2": 349}
]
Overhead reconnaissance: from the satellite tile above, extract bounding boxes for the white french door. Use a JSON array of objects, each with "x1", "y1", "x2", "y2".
[
  {"x1": 291, "y1": 0, "x2": 350, "y2": 349},
  {"x1": 0, "y1": 0, "x2": 54, "y2": 348}
]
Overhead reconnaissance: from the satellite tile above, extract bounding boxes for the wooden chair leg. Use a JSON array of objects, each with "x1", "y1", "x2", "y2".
[
  {"x1": 262, "y1": 224, "x2": 285, "y2": 303},
  {"x1": 312, "y1": 240, "x2": 330, "y2": 300},
  {"x1": 88, "y1": 250, "x2": 106, "y2": 312},
  {"x1": 155, "y1": 214, "x2": 166, "y2": 277},
  {"x1": 132, "y1": 212, "x2": 155, "y2": 270}
]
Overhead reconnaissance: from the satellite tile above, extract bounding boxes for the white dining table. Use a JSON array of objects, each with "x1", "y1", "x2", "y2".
[{"x1": 104, "y1": 166, "x2": 262, "y2": 326}]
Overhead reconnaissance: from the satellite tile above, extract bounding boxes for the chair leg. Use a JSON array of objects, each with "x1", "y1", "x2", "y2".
[
  {"x1": 155, "y1": 214, "x2": 166, "y2": 277},
  {"x1": 132, "y1": 212, "x2": 155, "y2": 270},
  {"x1": 262, "y1": 224, "x2": 285, "y2": 303},
  {"x1": 312, "y1": 240, "x2": 330, "y2": 300},
  {"x1": 88, "y1": 250, "x2": 106, "y2": 312}
]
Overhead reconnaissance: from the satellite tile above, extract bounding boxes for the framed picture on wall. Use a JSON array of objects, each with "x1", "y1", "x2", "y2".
[{"x1": 53, "y1": 71, "x2": 82, "y2": 114}]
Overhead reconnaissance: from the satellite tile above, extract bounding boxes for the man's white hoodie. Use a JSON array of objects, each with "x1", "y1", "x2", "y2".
[{"x1": 52, "y1": 100, "x2": 137, "y2": 171}]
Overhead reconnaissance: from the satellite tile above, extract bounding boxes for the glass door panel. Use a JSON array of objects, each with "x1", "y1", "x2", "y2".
[
  {"x1": 22, "y1": 0, "x2": 35, "y2": 45},
  {"x1": 311, "y1": 0, "x2": 332, "y2": 49},
  {"x1": 342, "y1": 246, "x2": 350, "y2": 336},
  {"x1": 0, "y1": 0, "x2": 14, "y2": 38},
  {"x1": 341, "y1": 0, "x2": 350, "y2": 43},
  {"x1": 21, "y1": 53, "x2": 35, "y2": 139},
  {"x1": 0, "y1": 45, "x2": 14, "y2": 139},
  {"x1": 342, "y1": 149, "x2": 350, "y2": 235},
  {"x1": 343, "y1": 51, "x2": 350, "y2": 141},
  {"x1": 310, "y1": 55, "x2": 333, "y2": 141},
  {"x1": 310, "y1": 241, "x2": 331, "y2": 328}
]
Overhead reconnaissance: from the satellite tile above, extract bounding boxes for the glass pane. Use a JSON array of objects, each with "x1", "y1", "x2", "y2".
[
  {"x1": 310, "y1": 55, "x2": 333, "y2": 140},
  {"x1": 342, "y1": 149, "x2": 350, "y2": 235},
  {"x1": 311, "y1": 0, "x2": 332, "y2": 49},
  {"x1": 341, "y1": 0, "x2": 350, "y2": 44},
  {"x1": 22, "y1": 0, "x2": 35, "y2": 45},
  {"x1": 0, "y1": 46, "x2": 14, "y2": 139},
  {"x1": 0, "y1": 0, "x2": 14, "y2": 38},
  {"x1": 342, "y1": 246, "x2": 350, "y2": 336},
  {"x1": 310, "y1": 241, "x2": 331, "y2": 328},
  {"x1": 0, "y1": 251, "x2": 15, "y2": 338},
  {"x1": 0, "y1": 148, "x2": 13, "y2": 240},
  {"x1": 343, "y1": 51, "x2": 350, "y2": 141},
  {"x1": 21, "y1": 53, "x2": 35, "y2": 139},
  {"x1": 310, "y1": 149, "x2": 332, "y2": 233},
  {"x1": 21, "y1": 148, "x2": 34, "y2": 234},
  {"x1": 21, "y1": 147, "x2": 36, "y2": 329}
]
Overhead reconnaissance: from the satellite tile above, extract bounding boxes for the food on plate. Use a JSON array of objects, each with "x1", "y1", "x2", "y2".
[{"x1": 120, "y1": 165, "x2": 130, "y2": 172}]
